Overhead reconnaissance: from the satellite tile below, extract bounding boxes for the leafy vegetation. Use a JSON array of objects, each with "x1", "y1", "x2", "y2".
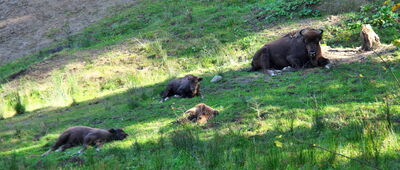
[
  {"x1": 255, "y1": 0, "x2": 322, "y2": 23},
  {"x1": 325, "y1": 0, "x2": 400, "y2": 47},
  {"x1": 0, "y1": 0, "x2": 400, "y2": 169}
]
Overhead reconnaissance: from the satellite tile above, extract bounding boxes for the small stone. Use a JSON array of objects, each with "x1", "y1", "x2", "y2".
[{"x1": 211, "y1": 75, "x2": 222, "y2": 83}]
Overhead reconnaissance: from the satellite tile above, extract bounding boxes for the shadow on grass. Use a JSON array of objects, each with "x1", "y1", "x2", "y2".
[
  {"x1": 2, "y1": 119, "x2": 398, "y2": 169},
  {"x1": 0, "y1": 57, "x2": 399, "y2": 168}
]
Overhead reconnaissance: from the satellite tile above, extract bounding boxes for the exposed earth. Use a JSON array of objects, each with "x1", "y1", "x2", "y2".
[{"x1": 0, "y1": 0, "x2": 137, "y2": 65}]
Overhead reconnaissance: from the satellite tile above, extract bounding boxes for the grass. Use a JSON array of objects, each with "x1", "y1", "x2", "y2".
[{"x1": 0, "y1": 0, "x2": 400, "y2": 169}]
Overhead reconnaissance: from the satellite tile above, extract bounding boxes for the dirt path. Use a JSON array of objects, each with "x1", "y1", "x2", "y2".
[
  {"x1": 0, "y1": 0, "x2": 137, "y2": 65},
  {"x1": 323, "y1": 45, "x2": 397, "y2": 65}
]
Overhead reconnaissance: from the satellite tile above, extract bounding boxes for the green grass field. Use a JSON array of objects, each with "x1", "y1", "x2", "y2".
[{"x1": 0, "y1": 0, "x2": 399, "y2": 169}]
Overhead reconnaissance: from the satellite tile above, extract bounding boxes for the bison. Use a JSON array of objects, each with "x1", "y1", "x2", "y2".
[
  {"x1": 177, "y1": 103, "x2": 219, "y2": 124},
  {"x1": 160, "y1": 75, "x2": 203, "y2": 102},
  {"x1": 41, "y1": 126, "x2": 128, "y2": 157},
  {"x1": 250, "y1": 28, "x2": 330, "y2": 72}
]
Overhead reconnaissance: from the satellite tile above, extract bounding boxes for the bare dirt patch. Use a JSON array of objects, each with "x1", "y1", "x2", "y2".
[
  {"x1": 323, "y1": 44, "x2": 398, "y2": 65},
  {"x1": 0, "y1": 0, "x2": 137, "y2": 65}
]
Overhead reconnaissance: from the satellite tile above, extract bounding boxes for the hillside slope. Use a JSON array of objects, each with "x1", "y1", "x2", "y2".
[
  {"x1": 0, "y1": 0, "x2": 399, "y2": 169},
  {"x1": 0, "y1": 0, "x2": 137, "y2": 64}
]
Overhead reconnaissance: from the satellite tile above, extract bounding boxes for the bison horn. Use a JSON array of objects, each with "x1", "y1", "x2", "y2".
[
  {"x1": 318, "y1": 29, "x2": 323, "y2": 35},
  {"x1": 299, "y1": 29, "x2": 307, "y2": 36}
]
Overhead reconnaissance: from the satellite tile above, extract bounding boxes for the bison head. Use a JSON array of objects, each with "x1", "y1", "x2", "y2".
[
  {"x1": 109, "y1": 128, "x2": 129, "y2": 140},
  {"x1": 188, "y1": 75, "x2": 203, "y2": 94},
  {"x1": 300, "y1": 28, "x2": 323, "y2": 59}
]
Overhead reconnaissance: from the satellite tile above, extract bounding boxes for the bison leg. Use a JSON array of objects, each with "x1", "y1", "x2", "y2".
[
  {"x1": 59, "y1": 143, "x2": 73, "y2": 152},
  {"x1": 77, "y1": 144, "x2": 88, "y2": 155},
  {"x1": 317, "y1": 57, "x2": 330, "y2": 67},
  {"x1": 41, "y1": 133, "x2": 70, "y2": 157},
  {"x1": 287, "y1": 55, "x2": 302, "y2": 69},
  {"x1": 160, "y1": 86, "x2": 172, "y2": 102},
  {"x1": 95, "y1": 140, "x2": 105, "y2": 152},
  {"x1": 41, "y1": 149, "x2": 53, "y2": 157}
]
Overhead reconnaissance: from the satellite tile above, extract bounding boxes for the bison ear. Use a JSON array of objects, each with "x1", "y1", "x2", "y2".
[
  {"x1": 108, "y1": 128, "x2": 116, "y2": 133},
  {"x1": 198, "y1": 77, "x2": 203, "y2": 81}
]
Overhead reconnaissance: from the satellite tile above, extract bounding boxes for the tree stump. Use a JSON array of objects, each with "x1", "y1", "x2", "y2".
[{"x1": 360, "y1": 24, "x2": 380, "y2": 51}]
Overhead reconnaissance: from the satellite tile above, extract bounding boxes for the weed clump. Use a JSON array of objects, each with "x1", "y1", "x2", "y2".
[{"x1": 10, "y1": 93, "x2": 26, "y2": 115}]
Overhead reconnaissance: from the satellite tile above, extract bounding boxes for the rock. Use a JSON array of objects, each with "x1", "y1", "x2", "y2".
[{"x1": 210, "y1": 75, "x2": 222, "y2": 83}]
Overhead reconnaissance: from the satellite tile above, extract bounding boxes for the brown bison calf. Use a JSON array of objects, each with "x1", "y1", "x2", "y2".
[
  {"x1": 178, "y1": 103, "x2": 219, "y2": 124},
  {"x1": 160, "y1": 75, "x2": 203, "y2": 102},
  {"x1": 250, "y1": 28, "x2": 330, "y2": 72},
  {"x1": 41, "y1": 126, "x2": 128, "y2": 157}
]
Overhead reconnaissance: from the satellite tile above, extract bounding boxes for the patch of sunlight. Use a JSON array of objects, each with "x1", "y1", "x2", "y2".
[
  {"x1": 323, "y1": 106, "x2": 341, "y2": 113},
  {"x1": 382, "y1": 132, "x2": 400, "y2": 152},
  {"x1": 105, "y1": 139, "x2": 134, "y2": 149},
  {"x1": 124, "y1": 118, "x2": 175, "y2": 141},
  {"x1": 326, "y1": 83, "x2": 343, "y2": 90},
  {"x1": 0, "y1": 144, "x2": 43, "y2": 156},
  {"x1": 343, "y1": 142, "x2": 364, "y2": 157},
  {"x1": 2, "y1": 110, "x2": 16, "y2": 119}
]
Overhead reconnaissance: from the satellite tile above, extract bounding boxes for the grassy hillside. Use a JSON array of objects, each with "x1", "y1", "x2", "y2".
[{"x1": 0, "y1": 0, "x2": 400, "y2": 169}]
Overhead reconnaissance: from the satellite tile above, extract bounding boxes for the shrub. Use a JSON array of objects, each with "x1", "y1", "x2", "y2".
[
  {"x1": 13, "y1": 94, "x2": 26, "y2": 115},
  {"x1": 255, "y1": 0, "x2": 321, "y2": 24}
]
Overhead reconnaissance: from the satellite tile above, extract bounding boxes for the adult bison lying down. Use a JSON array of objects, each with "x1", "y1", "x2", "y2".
[
  {"x1": 160, "y1": 75, "x2": 203, "y2": 102},
  {"x1": 41, "y1": 126, "x2": 128, "y2": 157},
  {"x1": 250, "y1": 28, "x2": 330, "y2": 72}
]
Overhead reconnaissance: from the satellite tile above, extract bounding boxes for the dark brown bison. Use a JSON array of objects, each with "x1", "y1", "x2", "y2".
[
  {"x1": 250, "y1": 28, "x2": 330, "y2": 72},
  {"x1": 41, "y1": 126, "x2": 128, "y2": 157},
  {"x1": 177, "y1": 103, "x2": 219, "y2": 124},
  {"x1": 160, "y1": 75, "x2": 203, "y2": 102}
]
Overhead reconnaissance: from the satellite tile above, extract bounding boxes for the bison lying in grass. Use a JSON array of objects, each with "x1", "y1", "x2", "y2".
[
  {"x1": 41, "y1": 126, "x2": 128, "y2": 157},
  {"x1": 177, "y1": 103, "x2": 219, "y2": 124},
  {"x1": 250, "y1": 28, "x2": 330, "y2": 72},
  {"x1": 160, "y1": 75, "x2": 203, "y2": 102}
]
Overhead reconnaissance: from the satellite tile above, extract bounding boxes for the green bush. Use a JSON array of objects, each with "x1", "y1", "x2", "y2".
[
  {"x1": 13, "y1": 94, "x2": 26, "y2": 115},
  {"x1": 359, "y1": 1, "x2": 399, "y2": 28},
  {"x1": 256, "y1": 0, "x2": 321, "y2": 23}
]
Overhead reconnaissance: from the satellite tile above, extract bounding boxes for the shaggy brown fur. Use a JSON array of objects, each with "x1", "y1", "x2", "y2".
[
  {"x1": 250, "y1": 28, "x2": 330, "y2": 72},
  {"x1": 177, "y1": 103, "x2": 219, "y2": 124},
  {"x1": 41, "y1": 126, "x2": 128, "y2": 157},
  {"x1": 160, "y1": 75, "x2": 203, "y2": 102}
]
